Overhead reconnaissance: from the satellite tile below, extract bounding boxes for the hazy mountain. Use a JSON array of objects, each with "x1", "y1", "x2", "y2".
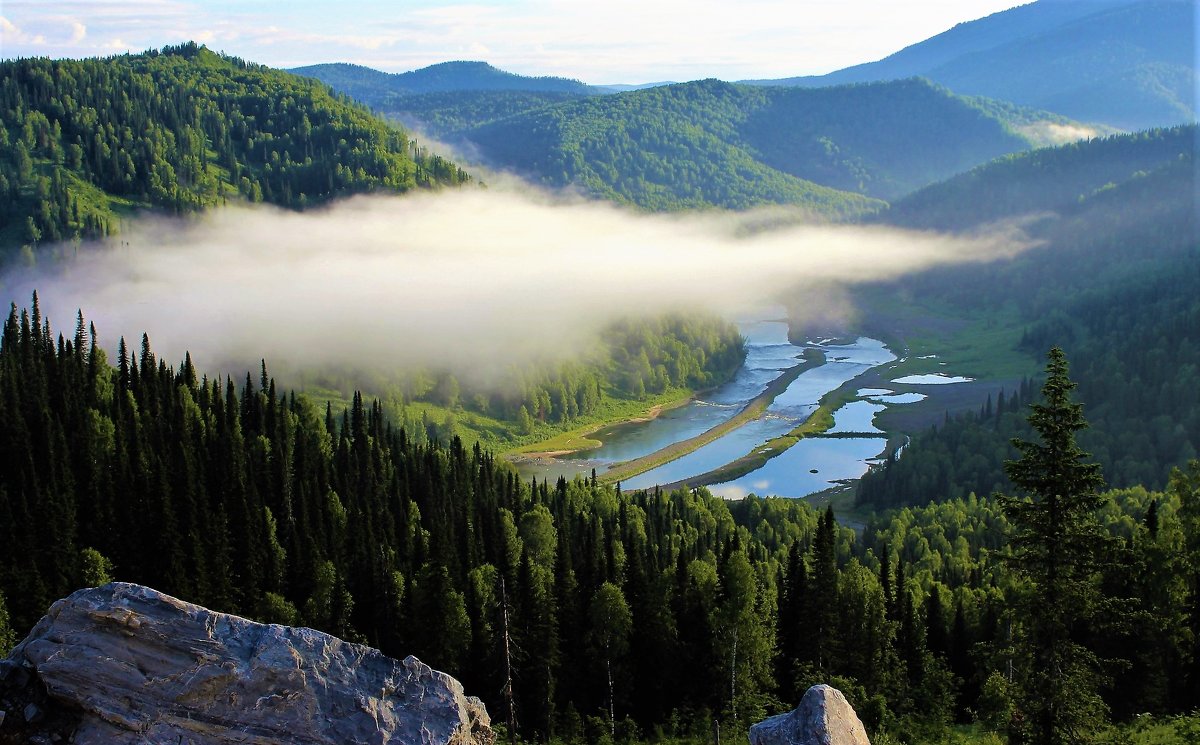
[
  {"x1": 595, "y1": 82, "x2": 676, "y2": 93},
  {"x1": 291, "y1": 61, "x2": 599, "y2": 110},
  {"x1": 439, "y1": 77, "x2": 1081, "y2": 210},
  {"x1": 882, "y1": 125, "x2": 1195, "y2": 230},
  {"x1": 857, "y1": 125, "x2": 1197, "y2": 508},
  {"x1": 746, "y1": 0, "x2": 1195, "y2": 130},
  {"x1": 383, "y1": 90, "x2": 588, "y2": 138}
]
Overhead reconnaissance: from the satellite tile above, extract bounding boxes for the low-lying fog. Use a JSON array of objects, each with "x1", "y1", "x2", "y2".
[{"x1": 2, "y1": 190, "x2": 1030, "y2": 388}]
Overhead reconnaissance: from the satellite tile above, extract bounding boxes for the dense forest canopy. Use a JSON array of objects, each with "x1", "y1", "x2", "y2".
[
  {"x1": 366, "y1": 77, "x2": 1070, "y2": 212},
  {"x1": 1, "y1": 304, "x2": 1198, "y2": 744},
  {"x1": 0, "y1": 43, "x2": 470, "y2": 257},
  {"x1": 0, "y1": 18, "x2": 1197, "y2": 744}
]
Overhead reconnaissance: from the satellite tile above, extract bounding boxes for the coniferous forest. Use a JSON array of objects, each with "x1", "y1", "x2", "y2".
[
  {"x1": 2, "y1": 300, "x2": 1199, "y2": 744},
  {"x1": 0, "y1": 43, "x2": 469, "y2": 253},
  {"x1": 0, "y1": 4, "x2": 1197, "y2": 744}
]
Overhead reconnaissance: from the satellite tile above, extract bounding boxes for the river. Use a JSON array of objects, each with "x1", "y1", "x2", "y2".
[{"x1": 514, "y1": 310, "x2": 940, "y2": 499}]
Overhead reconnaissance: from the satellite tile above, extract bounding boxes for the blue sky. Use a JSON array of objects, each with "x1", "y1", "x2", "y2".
[{"x1": 1, "y1": 0, "x2": 1029, "y2": 83}]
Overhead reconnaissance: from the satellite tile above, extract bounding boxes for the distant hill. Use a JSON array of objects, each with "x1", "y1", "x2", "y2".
[
  {"x1": 0, "y1": 44, "x2": 469, "y2": 256},
  {"x1": 434, "y1": 77, "x2": 1080, "y2": 211},
  {"x1": 746, "y1": 0, "x2": 1195, "y2": 131},
  {"x1": 882, "y1": 125, "x2": 1196, "y2": 230},
  {"x1": 291, "y1": 61, "x2": 598, "y2": 110},
  {"x1": 384, "y1": 90, "x2": 587, "y2": 138},
  {"x1": 855, "y1": 125, "x2": 1197, "y2": 506}
]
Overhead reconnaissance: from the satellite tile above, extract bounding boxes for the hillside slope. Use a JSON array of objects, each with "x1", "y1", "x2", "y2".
[
  {"x1": 883, "y1": 125, "x2": 1195, "y2": 229},
  {"x1": 0, "y1": 44, "x2": 469, "y2": 257},
  {"x1": 749, "y1": 0, "x2": 1194, "y2": 130},
  {"x1": 854, "y1": 126, "x2": 1197, "y2": 504},
  {"x1": 452, "y1": 78, "x2": 1070, "y2": 210}
]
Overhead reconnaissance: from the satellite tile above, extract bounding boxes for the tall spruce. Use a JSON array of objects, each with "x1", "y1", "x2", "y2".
[{"x1": 1000, "y1": 347, "x2": 1111, "y2": 744}]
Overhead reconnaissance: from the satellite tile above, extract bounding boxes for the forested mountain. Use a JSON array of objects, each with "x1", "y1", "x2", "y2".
[
  {"x1": 382, "y1": 90, "x2": 586, "y2": 140},
  {"x1": 402, "y1": 77, "x2": 1067, "y2": 211},
  {"x1": 883, "y1": 125, "x2": 1194, "y2": 230},
  {"x1": 2, "y1": 302, "x2": 1198, "y2": 743},
  {"x1": 856, "y1": 126, "x2": 1197, "y2": 509},
  {"x1": 0, "y1": 43, "x2": 469, "y2": 257},
  {"x1": 749, "y1": 0, "x2": 1194, "y2": 131},
  {"x1": 291, "y1": 61, "x2": 597, "y2": 111}
]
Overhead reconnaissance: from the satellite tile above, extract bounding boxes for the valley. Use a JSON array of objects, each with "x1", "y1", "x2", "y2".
[{"x1": 0, "y1": 2, "x2": 1197, "y2": 744}]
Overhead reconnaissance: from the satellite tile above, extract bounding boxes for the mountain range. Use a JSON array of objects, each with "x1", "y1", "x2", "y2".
[
  {"x1": 289, "y1": 61, "x2": 597, "y2": 110},
  {"x1": 382, "y1": 77, "x2": 1092, "y2": 211},
  {"x1": 745, "y1": 0, "x2": 1195, "y2": 131},
  {"x1": 289, "y1": 0, "x2": 1195, "y2": 212}
]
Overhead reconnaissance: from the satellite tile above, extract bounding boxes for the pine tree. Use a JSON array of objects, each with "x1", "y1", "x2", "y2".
[{"x1": 999, "y1": 347, "x2": 1111, "y2": 744}]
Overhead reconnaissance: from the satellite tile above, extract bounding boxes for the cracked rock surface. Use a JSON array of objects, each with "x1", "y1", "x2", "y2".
[{"x1": 0, "y1": 583, "x2": 493, "y2": 745}]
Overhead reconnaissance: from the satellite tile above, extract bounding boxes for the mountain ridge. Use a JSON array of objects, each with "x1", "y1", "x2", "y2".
[
  {"x1": 290, "y1": 60, "x2": 599, "y2": 110},
  {"x1": 744, "y1": 0, "x2": 1194, "y2": 130},
  {"x1": 441, "y1": 77, "x2": 1085, "y2": 210}
]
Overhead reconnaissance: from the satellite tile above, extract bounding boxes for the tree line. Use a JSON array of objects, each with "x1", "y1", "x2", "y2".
[{"x1": 2, "y1": 302, "x2": 1198, "y2": 744}]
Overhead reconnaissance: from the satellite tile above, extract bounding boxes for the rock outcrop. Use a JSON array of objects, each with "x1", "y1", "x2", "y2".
[
  {"x1": 749, "y1": 684, "x2": 870, "y2": 745},
  {"x1": 0, "y1": 582, "x2": 493, "y2": 745}
]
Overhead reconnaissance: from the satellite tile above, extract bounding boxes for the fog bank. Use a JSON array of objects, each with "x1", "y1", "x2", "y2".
[{"x1": 3, "y1": 190, "x2": 1030, "y2": 386}]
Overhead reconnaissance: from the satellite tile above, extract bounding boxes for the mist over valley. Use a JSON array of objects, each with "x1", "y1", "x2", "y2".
[{"x1": 0, "y1": 3, "x2": 1197, "y2": 744}]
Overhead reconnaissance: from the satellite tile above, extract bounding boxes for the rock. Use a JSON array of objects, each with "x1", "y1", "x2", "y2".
[
  {"x1": 749, "y1": 684, "x2": 871, "y2": 745},
  {"x1": 0, "y1": 583, "x2": 492, "y2": 745},
  {"x1": 21, "y1": 702, "x2": 41, "y2": 724}
]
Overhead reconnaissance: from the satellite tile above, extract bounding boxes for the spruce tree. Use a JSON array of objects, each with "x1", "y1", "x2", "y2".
[{"x1": 1000, "y1": 347, "x2": 1111, "y2": 744}]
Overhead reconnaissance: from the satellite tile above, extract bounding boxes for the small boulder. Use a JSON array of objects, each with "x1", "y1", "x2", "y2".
[{"x1": 749, "y1": 684, "x2": 870, "y2": 745}]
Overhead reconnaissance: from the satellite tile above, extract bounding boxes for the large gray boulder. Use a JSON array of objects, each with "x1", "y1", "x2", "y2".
[
  {"x1": 749, "y1": 684, "x2": 870, "y2": 745},
  {"x1": 0, "y1": 582, "x2": 492, "y2": 745}
]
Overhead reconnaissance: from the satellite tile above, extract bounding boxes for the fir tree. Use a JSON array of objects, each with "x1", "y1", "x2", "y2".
[{"x1": 1000, "y1": 347, "x2": 1111, "y2": 744}]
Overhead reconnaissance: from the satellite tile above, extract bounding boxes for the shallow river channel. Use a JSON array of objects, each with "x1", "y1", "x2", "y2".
[{"x1": 514, "y1": 309, "x2": 947, "y2": 499}]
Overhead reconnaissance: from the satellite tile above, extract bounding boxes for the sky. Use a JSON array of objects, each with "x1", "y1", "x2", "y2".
[{"x1": 0, "y1": 0, "x2": 1031, "y2": 83}]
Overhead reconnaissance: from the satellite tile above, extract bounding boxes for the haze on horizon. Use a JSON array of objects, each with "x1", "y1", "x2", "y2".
[{"x1": 1, "y1": 0, "x2": 1030, "y2": 84}]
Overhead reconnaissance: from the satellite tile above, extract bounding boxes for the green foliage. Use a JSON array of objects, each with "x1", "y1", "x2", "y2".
[
  {"x1": 1, "y1": 305, "x2": 1197, "y2": 743},
  {"x1": 413, "y1": 77, "x2": 1049, "y2": 212},
  {"x1": 1000, "y1": 349, "x2": 1111, "y2": 744},
  {"x1": 858, "y1": 127, "x2": 1198, "y2": 510},
  {"x1": 78, "y1": 547, "x2": 114, "y2": 587},
  {"x1": 292, "y1": 61, "x2": 594, "y2": 111},
  {"x1": 379, "y1": 312, "x2": 746, "y2": 449},
  {"x1": 0, "y1": 43, "x2": 470, "y2": 257},
  {"x1": 885, "y1": 126, "x2": 1195, "y2": 231},
  {"x1": 758, "y1": 0, "x2": 1194, "y2": 131},
  {"x1": 384, "y1": 90, "x2": 587, "y2": 134}
]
